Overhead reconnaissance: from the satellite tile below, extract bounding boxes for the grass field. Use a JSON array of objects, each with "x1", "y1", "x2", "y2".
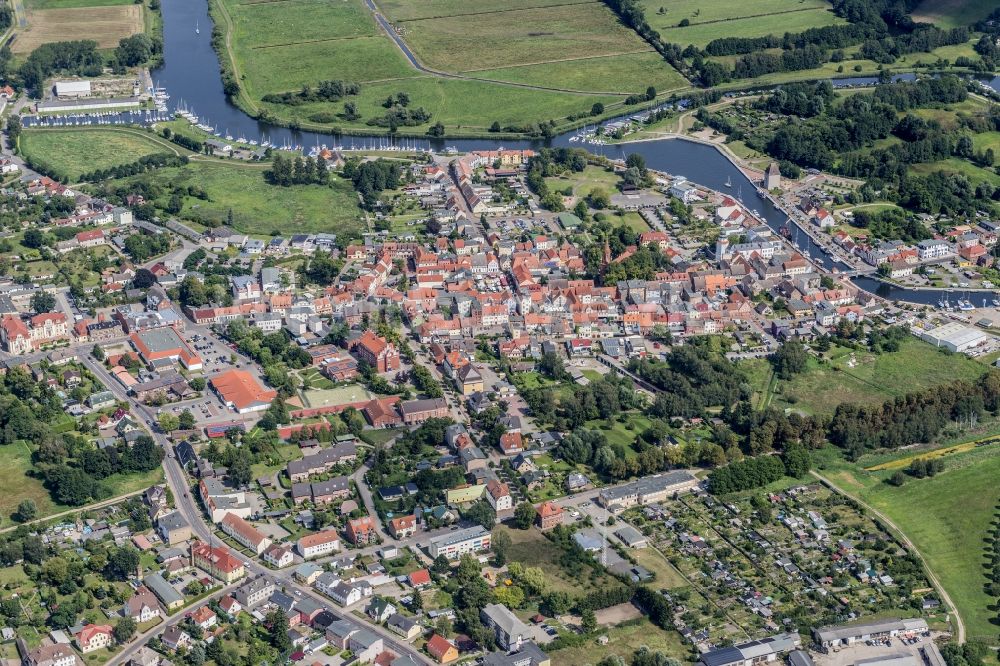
[
  {"x1": 473, "y1": 51, "x2": 689, "y2": 95},
  {"x1": 259, "y1": 76, "x2": 618, "y2": 131},
  {"x1": 911, "y1": 158, "x2": 1000, "y2": 187},
  {"x1": 16, "y1": 4, "x2": 144, "y2": 52},
  {"x1": 300, "y1": 384, "x2": 372, "y2": 409},
  {"x1": 501, "y1": 526, "x2": 628, "y2": 598},
  {"x1": 910, "y1": 0, "x2": 996, "y2": 28},
  {"x1": 744, "y1": 338, "x2": 988, "y2": 416},
  {"x1": 659, "y1": 8, "x2": 844, "y2": 49},
  {"x1": 397, "y1": 2, "x2": 655, "y2": 73},
  {"x1": 0, "y1": 441, "x2": 163, "y2": 524},
  {"x1": 552, "y1": 617, "x2": 693, "y2": 665},
  {"x1": 114, "y1": 159, "x2": 365, "y2": 237},
  {"x1": 820, "y1": 443, "x2": 1000, "y2": 641},
  {"x1": 20, "y1": 128, "x2": 181, "y2": 181},
  {"x1": 219, "y1": 0, "x2": 684, "y2": 133},
  {"x1": 639, "y1": 0, "x2": 845, "y2": 48}
]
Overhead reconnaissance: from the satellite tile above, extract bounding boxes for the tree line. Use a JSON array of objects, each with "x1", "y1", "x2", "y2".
[
  {"x1": 262, "y1": 79, "x2": 360, "y2": 106},
  {"x1": 829, "y1": 370, "x2": 1000, "y2": 459},
  {"x1": 265, "y1": 153, "x2": 331, "y2": 187}
]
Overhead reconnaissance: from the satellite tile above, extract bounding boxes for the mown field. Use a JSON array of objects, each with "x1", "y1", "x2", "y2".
[
  {"x1": 16, "y1": 4, "x2": 144, "y2": 52},
  {"x1": 396, "y1": 1, "x2": 654, "y2": 72},
  {"x1": 20, "y1": 128, "x2": 182, "y2": 181},
  {"x1": 819, "y1": 442, "x2": 1000, "y2": 641},
  {"x1": 744, "y1": 338, "x2": 988, "y2": 416},
  {"x1": 111, "y1": 159, "x2": 365, "y2": 236},
  {"x1": 910, "y1": 0, "x2": 996, "y2": 29}
]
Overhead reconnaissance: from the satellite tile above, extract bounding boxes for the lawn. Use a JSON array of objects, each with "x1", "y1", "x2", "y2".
[
  {"x1": 19, "y1": 128, "x2": 182, "y2": 181},
  {"x1": 910, "y1": 0, "x2": 996, "y2": 28},
  {"x1": 551, "y1": 617, "x2": 693, "y2": 665},
  {"x1": 743, "y1": 338, "x2": 988, "y2": 416},
  {"x1": 112, "y1": 159, "x2": 366, "y2": 237},
  {"x1": 820, "y1": 444, "x2": 1000, "y2": 641},
  {"x1": 474, "y1": 51, "x2": 688, "y2": 95},
  {"x1": 545, "y1": 165, "x2": 620, "y2": 200},
  {"x1": 300, "y1": 384, "x2": 372, "y2": 409},
  {"x1": 585, "y1": 414, "x2": 653, "y2": 455}
]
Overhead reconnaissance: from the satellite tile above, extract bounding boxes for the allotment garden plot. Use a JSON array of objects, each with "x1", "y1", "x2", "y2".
[{"x1": 622, "y1": 483, "x2": 945, "y2": 647}]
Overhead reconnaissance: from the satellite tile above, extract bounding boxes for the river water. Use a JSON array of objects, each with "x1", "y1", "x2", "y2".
[{"x1": 147, "y1": 0, "x2": 996, "y2": 306}]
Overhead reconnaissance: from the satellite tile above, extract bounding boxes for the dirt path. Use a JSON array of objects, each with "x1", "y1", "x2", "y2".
[
  {"x1": 0, "y1": 488, "x2": 147, "y2": 535},
  {"x1": 811, "y1": 470, "x2": 967, "y2": 643}
]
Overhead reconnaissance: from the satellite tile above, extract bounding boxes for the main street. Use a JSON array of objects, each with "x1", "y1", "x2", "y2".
[{"x1": 81, "y1": 356, "x2": 434, "y2": 665}]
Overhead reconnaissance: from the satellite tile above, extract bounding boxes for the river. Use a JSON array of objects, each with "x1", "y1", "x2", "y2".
[{"x1": 147, "y1": 0, "x2": 996, "y2": 306}]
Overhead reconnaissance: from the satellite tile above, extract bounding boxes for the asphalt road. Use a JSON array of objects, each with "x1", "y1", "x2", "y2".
[{"x1": 81, "y1": 356, "x2": 434, "y2": 665}]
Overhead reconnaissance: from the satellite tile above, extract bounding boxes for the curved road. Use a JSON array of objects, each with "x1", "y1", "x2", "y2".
[
  {"x1": 811, "y1": 471, "x2": 966, "y2": 643},
  {"x1": 360, "y1": 0, "x2": 680, "y2": 97},
  {"x1": 80, "y1": 356, "x2": 432, "y2": 665}
]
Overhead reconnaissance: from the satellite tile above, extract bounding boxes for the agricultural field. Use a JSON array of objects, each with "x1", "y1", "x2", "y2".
[
  {"x1": 639, "y1": 0, "x2": 846, "y2": 49},
  {"x1": 393, "y1": 1, "x2": 655, "y2": 73},
  {"x1": 474, "y1": 51, "x2": 689, "y2": 95},
  {"x1": 219, "y1": 0, "x2": 685, "y2": 133},
  {"x1": 745, "y1": 338, "x2": 988, "y2": 416},
  {"x1": 910, "y1": 0, "x2": 996, "y2": 29},
  {"x1": 819, "y1": 441, "x2": 1000, "y2": 641},
  {"x1": 109, "y1": 159, "x2": 365, "y2": 237},
  {"x1": 19, "y1": 128, "x2": 182, "y2": 181},
  {"x1": 26, "y1": 0, "x2": 133, "y2": 8},
  {"x1": 15, "y1": 4, "x2": 144, "y2": 52}
]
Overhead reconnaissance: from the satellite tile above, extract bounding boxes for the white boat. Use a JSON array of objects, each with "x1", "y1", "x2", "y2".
[
  {"x1": 725, "y1": 176, "x2": 732, "y2": 188},
  {"x1": 195, "y1": 20, "x2": 200, "y2": 34}
]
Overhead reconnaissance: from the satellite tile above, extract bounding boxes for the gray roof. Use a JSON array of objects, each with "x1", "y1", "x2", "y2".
[
  {"x1": 143, "y1": 572, "x2": 182, "y2": 606},
  {"x1": 428, "y1": 525, "x2": 490, "y2": 549},
  {"x1": 815, "y1": 618, "x2": 927, "y2": 643},
  {"x1": 599, "y1": 470, "x2": 698, "y2": 503},
  {"x1": 481, "y1": 603, "x2": 530, "y2": 640},
  {"x1": 482, "y1": 642, "x2": 550, "y2": 666}
]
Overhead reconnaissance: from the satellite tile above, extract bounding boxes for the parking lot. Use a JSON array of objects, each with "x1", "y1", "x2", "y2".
[{"x1": 815, "y1": 633, "x2": 944, "y2": 666}]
